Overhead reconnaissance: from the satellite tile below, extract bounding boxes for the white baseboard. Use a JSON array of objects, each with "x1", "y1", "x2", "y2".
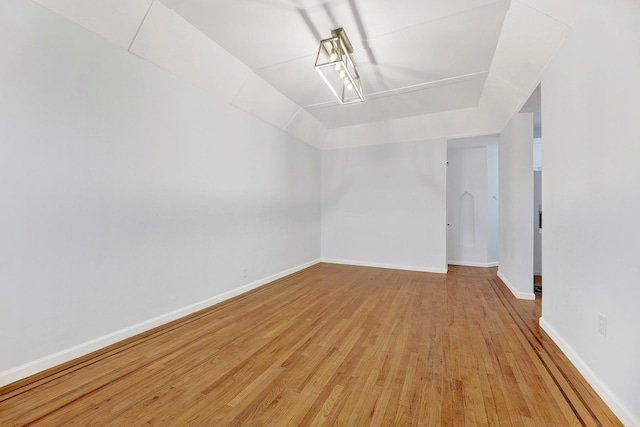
[
  {"x1": 448, "y1": 260, "x2": 499, "y2": 268},
  {"x1": 539, "y1": 318, "x2": 639, "y2": 427},
  {"x1": 321, "y1": 258, "x2": 447, "y2": 274},
  {"x1": 0, "y1": 259, "x2": 321, "y2": 388},
  {"x1": 496, "y1": 270, "x2": 535, "y2": 300}
]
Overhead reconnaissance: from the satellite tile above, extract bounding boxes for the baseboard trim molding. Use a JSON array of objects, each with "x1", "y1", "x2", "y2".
[
  {"x1": 0, "y1": 259, "x2": 321, "y2": 389},
  {"x1": 496, "y1": 270, "x2": 535, "y2": 300},
  {"x1": 539, "y1": 318, "x2": 639, "y2": 427},
  {"x1": 321, "y1": 258, "x2": 447, "y2": 274},
  {"x1": 448, "y1": 261, "x2": 499, "y2": 268}
]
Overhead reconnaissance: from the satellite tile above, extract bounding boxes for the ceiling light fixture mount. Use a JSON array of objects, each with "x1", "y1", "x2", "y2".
[{"x1": 315, "y1": 28, "x2": 364, "y2": 104}]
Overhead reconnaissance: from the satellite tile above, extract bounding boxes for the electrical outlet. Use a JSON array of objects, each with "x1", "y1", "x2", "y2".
[
  {"x1": 242, "y1": 268, "x2": 247, "y2": 278},
  {"x1": 598, "y1": 313, "x2": 607, "y2": 337}
]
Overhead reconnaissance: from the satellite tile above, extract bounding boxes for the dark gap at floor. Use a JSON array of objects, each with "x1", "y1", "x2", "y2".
[{"x1": 534, "y1": 275, "x2": 542, "y2": 293}]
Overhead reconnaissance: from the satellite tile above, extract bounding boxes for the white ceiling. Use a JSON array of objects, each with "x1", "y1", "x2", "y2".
[
  {"x1": 160, "y1": 0, "x2": 509, "y2": 126},
  {"x1": 31, "y1": 0, "x2": 586, "y2": 148}
]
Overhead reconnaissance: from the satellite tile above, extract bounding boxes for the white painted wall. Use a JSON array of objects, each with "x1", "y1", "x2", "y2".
[
  {"x1": 321, "y1": 140, "x2": 447, "y2": 273},
  {"x1": 533, "y1": 138, "x2": 542, "y2": 171},
  {"x1": 447, "y1": 136, "x2": 499, "y2": 267},
  {"x1": 487, "y1": 142, "x2": 499, "y2": 263},
  {"x1": 533, "y1": 171, "x2": 542, "y2": 276},
  {"x1": 498, "y1": 113, "x2": 534, "y2": 300},
  {"x1": 533, "y1": 139, "x2": 542, "y2": 276},
  {"x1": 0, "y1": 1, "x2": 320, "y2": 384},
  {"x1": 540, "y1": 0, "x2": 640, "y2": 424}
]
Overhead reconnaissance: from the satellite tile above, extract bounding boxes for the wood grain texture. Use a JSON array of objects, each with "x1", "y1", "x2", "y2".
[{"x1": 0, "y1": 264, "x2": 622, "y2": 426}]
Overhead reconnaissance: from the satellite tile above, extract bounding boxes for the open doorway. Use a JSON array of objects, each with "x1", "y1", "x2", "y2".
[
  {"x1": 521, "y1": 84, "x2": 542, "y2": 294},
  {"x1": 534, "y1": 143, "x2": 542, "y2": 293},
  {"x1": 446, "y1": 136, "x2": 499, "y2": 269}
]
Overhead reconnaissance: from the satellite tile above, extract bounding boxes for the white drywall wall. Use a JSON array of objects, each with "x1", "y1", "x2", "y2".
[
  {"x1": 0, "y1": 1, "x2": 320, "y2": 382},
  {"x1": 487, "y1": 141, "x2": 499, "y2": 263},
  {"x1": 540, "y1": 0, "x2": 640, "y2": 424},
  {"x1": 321, "y1": 140, "x2": 447, "y2": 273},
  {"x1": 498, "y1": 113, "x2": 534, "y2": 299}
]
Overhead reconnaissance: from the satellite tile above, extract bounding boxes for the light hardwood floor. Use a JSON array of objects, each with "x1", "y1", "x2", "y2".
[{"x1": 0, "y1": 264, "x2": 622, "y2": 426}]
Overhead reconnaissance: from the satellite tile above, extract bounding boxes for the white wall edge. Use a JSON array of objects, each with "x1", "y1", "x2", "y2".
[
  {"x1": 448, "y1": 261, "x2": 499, "y2": 268},
  {"x1": 321, "y1": 258, "x2": 447, "y2": 274},
  {"x1": 539, "y1": 318, "x2": 639, "y2": 427},
  {"x1": 0, "y1": 259, "x2": 321, "y2": 388},
  {"x1": 496, "y1": 270, "x2": 535, "y2": 300}
]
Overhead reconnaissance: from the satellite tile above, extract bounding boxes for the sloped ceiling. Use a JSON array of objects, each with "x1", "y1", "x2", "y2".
[{"x1": 31, "y1": 0, "x2": 585, "y2": 149}]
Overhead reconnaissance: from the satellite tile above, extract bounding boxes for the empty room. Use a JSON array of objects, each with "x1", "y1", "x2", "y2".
[{"x1": 1, "y1": 0, "x2": 638, "y2": 425}]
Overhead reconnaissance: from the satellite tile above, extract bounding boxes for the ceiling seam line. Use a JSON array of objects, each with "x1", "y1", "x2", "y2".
[
  {"x1": 492, "y1": 75, "x2": 528, "y2": 96},
  {"x1": 230, "y1": 72, "x2": 254, "y2": 105},
  {"x1": 128, "y1": 0, "x2": 155, "y2": 54},
  {"x1": 363, "y1": 0, "x2": 510, "y2": 42},
  {"x1": 304, "y1": 71, "x2": 489, "y2": 109},
  {"x1": 363, "y1": 72, "x2": 489, "y2": 99},
  {"x1": 283, "y1": 108, "x2": 303, "y2": 131},
  {"x1": 513, "y1": 0, "x2": 572, "y2": 30}
]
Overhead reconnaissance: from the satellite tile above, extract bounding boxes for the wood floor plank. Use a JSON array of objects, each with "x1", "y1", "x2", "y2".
[{"x1": 0, "y1": 263, "x2": 623, "y2": 426}]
